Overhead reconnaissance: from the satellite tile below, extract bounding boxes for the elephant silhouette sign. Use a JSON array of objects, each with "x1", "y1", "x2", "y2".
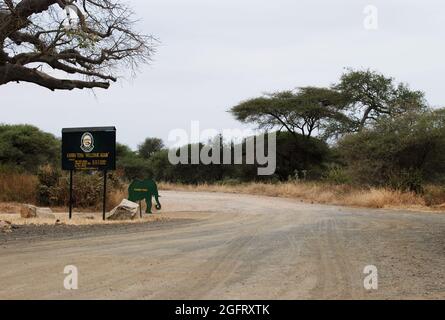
[{"x1": 128, "y1": 179, "x2": 161, "y2": 214}]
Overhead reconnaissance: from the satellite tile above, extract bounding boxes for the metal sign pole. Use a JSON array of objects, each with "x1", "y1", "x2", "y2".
[
  {"x1": 103, "y1": 170, "x2": 107, "y2": 221},
  {"x1": 69, "y1": 170, "x2": 73, "y2": 220}
]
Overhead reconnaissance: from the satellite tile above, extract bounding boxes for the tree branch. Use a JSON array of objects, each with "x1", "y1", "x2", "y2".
[{"x1": 0, "y1": 62, "x2": 110, "y2": 90}]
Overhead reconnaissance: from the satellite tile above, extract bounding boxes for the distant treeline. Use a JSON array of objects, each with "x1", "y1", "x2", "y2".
[{"x1": 1, "y1": 69, "x2": 445, "y2": 194}]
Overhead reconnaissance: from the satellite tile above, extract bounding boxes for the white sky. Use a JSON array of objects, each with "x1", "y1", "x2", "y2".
[{"x1": 1, "y1": 0, "x2": 444, "y2": 149}]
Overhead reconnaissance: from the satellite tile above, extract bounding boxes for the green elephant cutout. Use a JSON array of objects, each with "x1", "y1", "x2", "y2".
[{"x1": 128, "y1": 179, "x2": 161, "y2": 214}]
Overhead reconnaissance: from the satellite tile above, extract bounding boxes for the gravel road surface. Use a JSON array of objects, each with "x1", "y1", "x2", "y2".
[{"x1": 0, "y1": 191, "x2": 444, "y2": 299}]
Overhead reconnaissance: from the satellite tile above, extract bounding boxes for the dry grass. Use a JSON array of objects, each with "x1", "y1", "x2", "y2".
[
  {"x1": 0, "y1": 171, "x2": 125, "y2": 211},
  {"x1": 159, "y1": 181, "x2": 443, "y2": 211},
  {"x1": 1, "y1": 171, "x2": 443, "y2": 214},
  {"x1": 0, "y1": 172, "x2": 37, "y2": 203}
]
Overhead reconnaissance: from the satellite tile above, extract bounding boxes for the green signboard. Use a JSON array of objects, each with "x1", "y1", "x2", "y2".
[
  {"x1": 62, "y1": 127, "x2": 116, "y2": 171},
  {"x1": 62, "y1": 127, "x2": 116, "y2": 220}
]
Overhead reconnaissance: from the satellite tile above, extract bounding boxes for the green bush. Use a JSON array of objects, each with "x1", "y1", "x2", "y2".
[
  {"x1": 336, "y1": 109, "x2": 445, "y2": 192},
  {"x1": 0, "y1": 124, "x2": 60, "y2": 172},
  {"x1": 388, "y1": 169, "x2": 424, "y2": 194}
]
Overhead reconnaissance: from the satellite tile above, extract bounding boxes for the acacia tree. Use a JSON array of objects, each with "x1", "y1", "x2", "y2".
[
  {"x1": 230, "y1": 87, "x2": 349, "y2": 139},
  {"x1": 334, "y1": 69, "x2": 427, "y2": 132},
  {"x1": 0, "y1": 0, "x2": 155, "y2": 91}
]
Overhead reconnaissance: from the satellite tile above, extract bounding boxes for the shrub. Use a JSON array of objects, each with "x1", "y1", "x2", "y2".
[
  {"x1": 36, "y1": 165, "x2": 124, "y2": 209},
  {"x1": 36, "y1": 165, "x2": 62, "y2": 205},
  {"x1": 337, "y1": 109, "x2": 445, "y2": 192},
  {"x1": 422, "y1": 185, "x2": 445, "y2": 206},
  {"x1": 0, "y1": 124, "x2": 60, "y2": 172},
  {"x1": 388, "y1": 169, "x2": 424, "y2": 194},
  {"x1": 323, "y1": 165, "x2": 352, "y2": 185}
]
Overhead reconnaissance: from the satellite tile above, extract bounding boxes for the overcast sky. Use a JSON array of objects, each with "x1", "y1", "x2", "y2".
[{"x1": 1, "y1": 0, "x2": 444, "y2": 149}]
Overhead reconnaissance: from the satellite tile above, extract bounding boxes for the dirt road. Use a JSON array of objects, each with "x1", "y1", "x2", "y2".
[{"x1": 1, "y1": 191, "x2": 444, "y2": 299}]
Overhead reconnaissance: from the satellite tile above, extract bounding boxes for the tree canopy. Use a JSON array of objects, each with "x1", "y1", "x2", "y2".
[
  {"x1": 230, "y1": 69, "x2": 427, "y2": 141},
  {"x1": 334, "y1": 69, "x2": 427, "y2": 132},
  {"x1": 0, "y1": 0, "x2": 155, "y2": 91},
  {"x1": 0, "y1": 124, "x2": 60, "y2": 171},
  {"x1": 229, "y1": 87, "x2": 348, "y2": 139},
  {"x1": 138, "y1": 137, "x2": 164, "y2": 159}
]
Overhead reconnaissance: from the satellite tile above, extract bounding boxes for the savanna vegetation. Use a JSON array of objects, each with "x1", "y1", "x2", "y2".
[{"x1": 1, "y1": 69, "x2": 445, "y2": 210}]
